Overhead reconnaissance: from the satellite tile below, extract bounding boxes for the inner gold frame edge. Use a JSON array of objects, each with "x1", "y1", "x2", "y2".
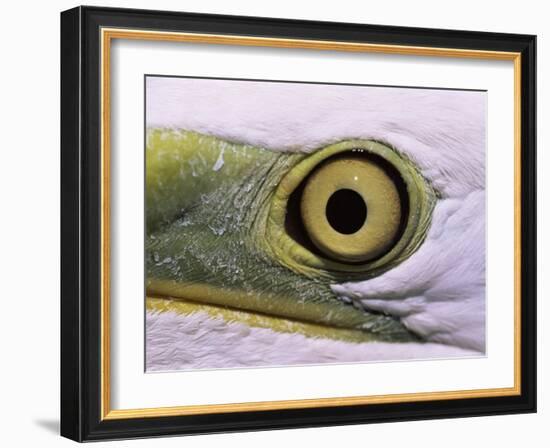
[{"x1": 100, "y1": 27, "x2": 522, "y2": 420}]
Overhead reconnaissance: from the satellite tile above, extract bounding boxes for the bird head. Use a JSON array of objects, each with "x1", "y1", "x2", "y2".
[{"x1": 145, "y1": 77, "x2": 486, "y2": 369}]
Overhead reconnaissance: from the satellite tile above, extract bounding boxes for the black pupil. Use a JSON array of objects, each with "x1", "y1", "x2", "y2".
[{"x1": 325, "y1": 189, "x2": 367, "y2": 235}]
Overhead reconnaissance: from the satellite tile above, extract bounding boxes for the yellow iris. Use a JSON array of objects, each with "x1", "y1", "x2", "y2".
[{"x1": 300, "y1": 157, "x2": 401, "y2": 263}]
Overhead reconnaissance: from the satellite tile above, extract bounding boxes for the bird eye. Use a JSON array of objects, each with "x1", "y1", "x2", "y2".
[
  {"x1": 265, "y1": 140, "x2": 436, "y2": 279},
  {"x1": 300, "y1": 156, "x2": 403, "y2": 263}
]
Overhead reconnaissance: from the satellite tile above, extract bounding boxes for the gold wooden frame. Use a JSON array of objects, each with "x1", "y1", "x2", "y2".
[{"x1": 99, "y1": 27, "x2": 522, "y2": 421}]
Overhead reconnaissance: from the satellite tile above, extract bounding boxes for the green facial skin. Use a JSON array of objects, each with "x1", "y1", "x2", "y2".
[{"x1": 146, "y1": 129, "x2": 433, "y2": 342}]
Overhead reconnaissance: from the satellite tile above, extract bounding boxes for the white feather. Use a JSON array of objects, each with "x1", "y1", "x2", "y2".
[
  {"x1": 147, "y1": 77, "x2": 486, "y2": 198},
  {"x1": 146, "y1": 310, "x2": 478, "y2": 371},
  {"x1": 332, "y1": 190, "x2": 485, "y2": 351}
]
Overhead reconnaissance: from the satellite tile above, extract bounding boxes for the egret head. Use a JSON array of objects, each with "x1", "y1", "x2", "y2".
[{"x1": 145, "y1": 77, "x2": 486, "y2": 370}]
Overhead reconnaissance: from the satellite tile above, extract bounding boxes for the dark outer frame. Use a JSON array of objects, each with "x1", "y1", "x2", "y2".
[{"x1": 60, "y1": 5, "x2": 536, "y2": 442}]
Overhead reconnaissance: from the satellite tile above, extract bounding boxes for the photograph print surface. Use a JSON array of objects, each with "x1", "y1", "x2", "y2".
[{"x1": 145, "y1": 76, "x2": 486, "y2": 372}]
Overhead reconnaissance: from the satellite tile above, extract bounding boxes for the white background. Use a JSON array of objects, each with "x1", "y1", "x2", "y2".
[{"x1": 0, "y1": 0, "x2": 547, "y2": 446}]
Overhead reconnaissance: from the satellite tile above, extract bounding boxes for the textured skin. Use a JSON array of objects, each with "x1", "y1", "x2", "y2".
[{"x1": 146, "y1": 77, "x2": 486, "y2": 368}]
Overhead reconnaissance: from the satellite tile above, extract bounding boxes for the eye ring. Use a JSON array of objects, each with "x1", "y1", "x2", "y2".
[{"x1": 265, "y1": 140, "x2": 436, "y2": 280}]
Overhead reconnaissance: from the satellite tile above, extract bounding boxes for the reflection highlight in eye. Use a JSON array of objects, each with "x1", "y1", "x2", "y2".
[{"x1": 300, "y1": 157, "x2": 402, "y2": 263}]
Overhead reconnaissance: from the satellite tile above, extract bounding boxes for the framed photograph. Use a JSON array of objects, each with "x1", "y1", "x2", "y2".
[{"x1": 60, "y1": 6, "x2": 536, "y2": 441}]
